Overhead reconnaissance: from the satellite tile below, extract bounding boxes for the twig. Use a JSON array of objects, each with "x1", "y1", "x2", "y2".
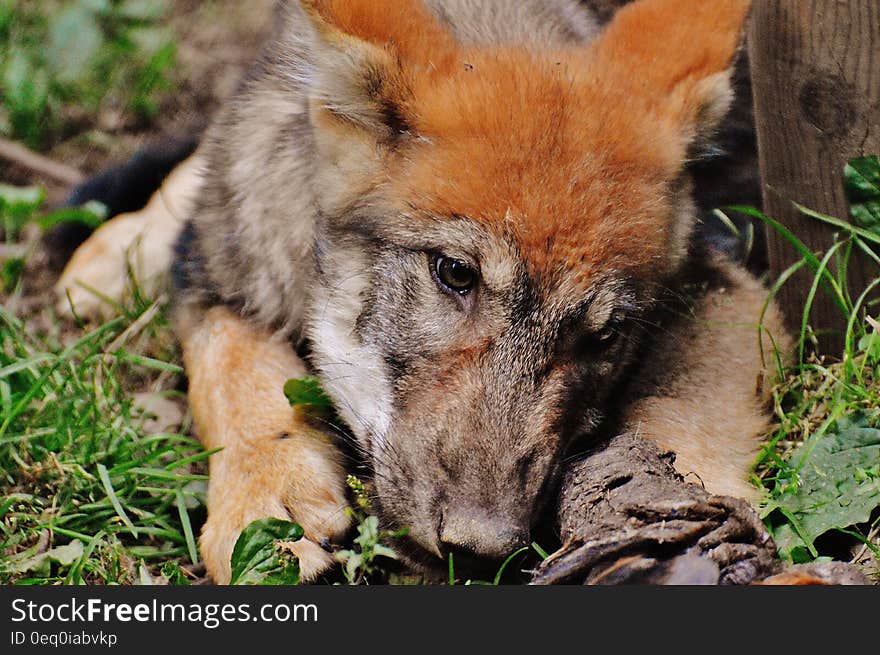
[{"x1": 0, "y1": 137, "x2": 84, "y2": 187}]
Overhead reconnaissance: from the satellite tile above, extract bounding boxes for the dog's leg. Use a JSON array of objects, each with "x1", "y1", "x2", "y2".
[
  {"x1": 55, "y1": 155, "x2": 202, "y2": 320},
  {"x1": 180, "y1": 305, "x2": 351, "y2": 583},
  {"x1": 622, "y1": 260, "x2": 793, "y2": 501}
]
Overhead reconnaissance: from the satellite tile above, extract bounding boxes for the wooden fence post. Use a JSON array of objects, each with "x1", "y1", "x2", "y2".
[{"x1": 748, "y1": 0, "x2": 880, "y2": 353}]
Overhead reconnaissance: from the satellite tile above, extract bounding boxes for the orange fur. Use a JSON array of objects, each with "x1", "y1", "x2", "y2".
[
  {"x1": 304, "y1": 0, "x2": 457, "y2": 64},
  {"x1": 305, "y1": 0, "x2": 751, "y2": 288},
  {"x1": 757, "y1": 573, "x2": 832, "y2": 586},
  {"x1": 181, "y1": 306, "x2": 351, "y2": 583},
  {"x1": 365, "y1": 0, "x2": 748, "y2": 288},
  {"x1": 391, "y1": 51, "x2": 677, "y2": 287}
]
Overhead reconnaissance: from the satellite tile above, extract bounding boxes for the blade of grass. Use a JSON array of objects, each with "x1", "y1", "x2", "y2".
[
  {"x1": 758, "y1": 257, "x2": 808, "y2": 370},
  {"x1": 163, "y1": 447, "x2": 220, "y2": 471},
  {"x1": 126, "y1": 467, "x2": 209, "y2": 482},
  {"x1": 113, "y1": 352, "x2": 183, "y2": 374},
  {"x1": 798, "y1": 241, "x2": 846, "y2": 365},
  {"x1": 795, "y1": 202, "x2": 880, "y2": 246},
  {"x1": 531, "y1": 542, "x2": 550, "y2": 560},
  {"x1": 97, "y1": 463, "x2": 138, "y2": 537},
  {"x1": 175, "y1": 489, "x2": 199, "y2": 565},
  {"x1": 493, "y1": 547, "x2": 530, "y2": 585},
  {"x1": 844, "y1": 278, "x2": 880, "y2": 382},
  {"x1": 729, "y1": 205, "x2": 850, "y2": 318}
]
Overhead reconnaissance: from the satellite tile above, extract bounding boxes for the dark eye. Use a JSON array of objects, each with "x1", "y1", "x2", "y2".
[
  {"x1": 594, "y1": 312, "x2": 625, "y2": 347},
  {"x1": 433, "y1": 255, "x2": 478, "y2": 295}
]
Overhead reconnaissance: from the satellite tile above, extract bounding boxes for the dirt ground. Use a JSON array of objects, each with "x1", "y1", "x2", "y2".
[{"x1": 2, "y1": 0, "x2": 275, "y2": 206}]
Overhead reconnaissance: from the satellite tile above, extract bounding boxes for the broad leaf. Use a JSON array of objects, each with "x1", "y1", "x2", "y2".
[
  {"x1": 763, "y1": 417, "x2": 880, "y2": 562},
  {"x1": 229, "y1": 518, "x2": 303, "y2": 586},
  {"x1": 844, "y1": 155, "x2": 880, "y2": 235},
  {"x1": 0, "y1": 184, "x2": 46, "y2": 240},
  {"x1": 0, "y1": 184, "x2": 45, "y2": 217}
]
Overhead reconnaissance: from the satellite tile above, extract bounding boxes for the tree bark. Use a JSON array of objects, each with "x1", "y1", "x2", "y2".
[{"x1": 749, "y1": 0, "x2": 880, "y2": 354}]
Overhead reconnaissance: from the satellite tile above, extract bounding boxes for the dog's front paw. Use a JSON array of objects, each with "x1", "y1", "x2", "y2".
[
  {"x1": 198, "y1": 436, "x2": 353, "y2": 585},
  {"x1": 54, "y1": 155, "x2": 201, "y2": 320},
  {"x1": 201, "y1": 515, "x2": 336, "y2": 585}
]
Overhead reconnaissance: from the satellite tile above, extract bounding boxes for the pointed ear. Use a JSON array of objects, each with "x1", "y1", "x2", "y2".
[
  {"x1": 591, "y1": 0, "x2": 752, "y2": 156},
  {"x1": 298, "y1": 0, "x2": 457, "y2": 140}
]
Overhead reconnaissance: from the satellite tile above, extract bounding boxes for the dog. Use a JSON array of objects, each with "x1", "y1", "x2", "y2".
[{"x1": 56, "y1": 0, "x2": 790, "y2": 583}]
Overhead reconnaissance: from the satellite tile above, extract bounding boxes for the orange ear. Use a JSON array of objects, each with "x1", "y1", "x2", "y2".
[
  {"x1": 298, "y1": 0, "x2": 458, "y2": 138},
  {"x1": 590, "y1": 0, "x2": 752, "y2": 151},
  {"x1": 301, "y1": 0, "x2": 457, "y2": 66}
]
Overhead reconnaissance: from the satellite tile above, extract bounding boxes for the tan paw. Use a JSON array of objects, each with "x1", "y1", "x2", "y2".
[{"x1": 200, "y1": 478, "x2": 351, "y2": 585}]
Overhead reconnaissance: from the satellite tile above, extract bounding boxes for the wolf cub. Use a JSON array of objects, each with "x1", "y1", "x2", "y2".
[{"x1": 57, "y1": 0, "x2": 789, "y2": 583}]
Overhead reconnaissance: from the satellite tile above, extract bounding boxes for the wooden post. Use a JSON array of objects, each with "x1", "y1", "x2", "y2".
[{"x1": 748, "y1": 0, "x2": 880, "y2": 353}]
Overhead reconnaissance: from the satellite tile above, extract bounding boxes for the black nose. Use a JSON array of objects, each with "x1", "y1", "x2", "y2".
[{"x1": 439, "y1": 507, "x2": 530, "y2": 562}]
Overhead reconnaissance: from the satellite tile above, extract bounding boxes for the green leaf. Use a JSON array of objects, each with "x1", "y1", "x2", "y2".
[
  {"x1": 38, "y1": 203, "x2": 106, "y2": 232},
  {"x1": 2, "y1": 257, "x2": 25, "y2": 293},
  {"x1": 160, "y1": 561, "x2": 191, "y2": 586},
  {"x1": 3, "y1": 51, "x2": 47, "y2": 114},
  {"x1": 0, "y1": 184, "x2": 45, "y2": 217},
  {"x1": 763, "y1": 418, "x2": 880, "y2": 561},
  {"x1": 0, "y1": 183, "x2": 42, "y2": 240},
  {"x1": 284, "y1": 376, "x2": 333, "y2": 410},
  {"x1": 48, "y1": 541, "x2": 86, "y2": 567},
  {"x1": 344, "y1": 552, "x2": 363, "y2": 581},
  {"x1": 844, "y1": 155, "x2": 880, "y2": 235},
  {"x1": 371, "y1": 544, "x2": 399, "y2": 560},
  {"x1": 229, "y1": 518, "x2": 303, "y2": 585},
  {"x1": 354, "y1": 515, "x2": 380, "y2": 548}
]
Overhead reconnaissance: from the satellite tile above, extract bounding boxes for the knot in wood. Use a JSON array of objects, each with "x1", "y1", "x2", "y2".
[{"x1": 798, "y1": 72, "x2": 857, "y2": 138}]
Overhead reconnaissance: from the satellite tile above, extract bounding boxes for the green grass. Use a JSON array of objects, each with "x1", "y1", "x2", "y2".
[
  {"x1": 0, "y1": 287, "x2": 206, "y2": 585},
  {"x1": 725, "y1": 159, "x2": 880, "y2": 574}
]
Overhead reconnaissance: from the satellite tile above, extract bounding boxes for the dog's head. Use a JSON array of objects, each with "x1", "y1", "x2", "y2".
[{"x1": 298, "y1": 0, "x2": 751, "y2": 574}]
